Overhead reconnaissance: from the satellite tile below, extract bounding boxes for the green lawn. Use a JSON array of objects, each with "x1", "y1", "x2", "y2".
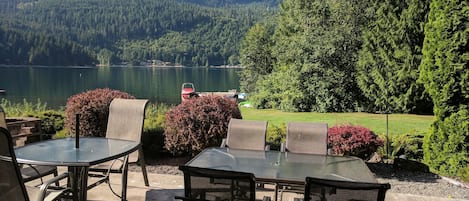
[{"x1": 240, "y1": 107, "x2": 434, "y2": 136}]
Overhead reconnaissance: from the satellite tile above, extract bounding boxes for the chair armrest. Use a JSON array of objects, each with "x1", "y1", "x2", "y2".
[
  {"x1": 37, "y1": 172, "x2": 70, "y2": 201},
  {"x1": 220, "y1": 138, "x2": 227, "y2": 148}
]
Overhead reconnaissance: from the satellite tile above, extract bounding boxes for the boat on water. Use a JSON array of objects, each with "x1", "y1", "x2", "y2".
[
  {"x1": 0, "y1": 89, "x2": 5, "y2": 94},
  {"x1": 181, "y1": 83, "x2": 197, "y2": 102}
]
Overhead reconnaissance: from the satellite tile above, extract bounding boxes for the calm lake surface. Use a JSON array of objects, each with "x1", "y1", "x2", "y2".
[{"x1": 0, "y1": 66, "x2": 241, "y2": 108}]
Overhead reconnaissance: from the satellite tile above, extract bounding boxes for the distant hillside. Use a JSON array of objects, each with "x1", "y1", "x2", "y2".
[
  {"x1": 179, "y1": 0, "x2": 279, "y2": 7},
  {"x1": 0, "y1": 0, "x2": 277, "y2": 66}
]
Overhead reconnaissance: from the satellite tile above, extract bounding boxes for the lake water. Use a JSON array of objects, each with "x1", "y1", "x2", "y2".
[{"x1": 0, "y1": 66, "x2": 241, "y2": 108}]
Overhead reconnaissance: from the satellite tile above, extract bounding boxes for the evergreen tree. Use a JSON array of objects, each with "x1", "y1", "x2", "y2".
[
  {"x1": 420, "y1": 0, "x2": 469, "y2": 181},
  {"x1": 356, "y1": 0, "x2": 431, "y2": 113}
]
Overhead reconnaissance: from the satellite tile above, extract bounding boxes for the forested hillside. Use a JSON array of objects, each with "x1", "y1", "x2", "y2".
[
  {"x1": 0, "y1": 0, "x2": 276, "y2": 66},
  {"x1": 178, "y1": 0, "x2": 279, "y2": 7}
]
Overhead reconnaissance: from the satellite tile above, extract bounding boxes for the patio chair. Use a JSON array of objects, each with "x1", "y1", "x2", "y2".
[
  {"x1": 87, "y1": 98, "x2": 149, "y2": 197},
  {"x1": 281, "y1": 122, "x2": 328, "y2": 154},
  {"x1": 0, "y1": 106, "x2": 59, "y2": 187},
  {"x1": 220, "y1": 118, "x2": 269, "y2": 151},
  {"x1": 278, "y1": 122, "x2": 328, "y2": 200},
  {"x1": 0, "y1": 106, "x2": 6, "y2": 128},
  {"x1": 0, "y1": 127, "x2": 71, "y2": 201},
  {"x1": 304, "y1": 177, "x2": 390, "y2": 201},
  {"x1": 176, "y1": 165, "x2": 270, "y2": 201}
]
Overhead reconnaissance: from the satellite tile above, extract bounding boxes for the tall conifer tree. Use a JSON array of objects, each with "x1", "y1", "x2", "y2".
[
  {"x1": 420, "y1": 0, "x2": 469, "y2": 180},
  {"x1": 356, "y1": 0, "x2": 431, "y2": 113}
]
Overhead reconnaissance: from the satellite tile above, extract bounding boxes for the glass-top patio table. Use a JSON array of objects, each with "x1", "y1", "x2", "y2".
[
  {"x1": 186, "y1": 147, "x2": 377, "y2": 199},
  {"x1": 15, "y1": 137, "x2": 140, "y2": 201}
]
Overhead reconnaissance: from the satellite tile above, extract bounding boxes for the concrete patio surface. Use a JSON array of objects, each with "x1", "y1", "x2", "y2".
[{"x1": 33, "y1": 168, "x2": 469, "y2": 201}]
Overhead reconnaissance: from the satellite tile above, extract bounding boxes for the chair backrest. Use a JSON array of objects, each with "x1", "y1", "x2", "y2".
[
  {"x1": 105, "y1": 98, "x2": 149, "y2": 163},
  {"x1": 0, "y1": 106, "x2": 7, "y2": 129},
  {"x1": 226, "y1": 118, "x2": 267, "y2": 151},
  {"x1": 286, "y1": 122, "x2": 328, "y2": 154},
  {"x1": 0, "y1": 127, "x2": 29, "y2": 201},
  {"x1": 304, "y1": 177, "x2": 390, "y2": 201},
  {"x1": 179, "y1": 165, "x2": 256, "y2": 201}
]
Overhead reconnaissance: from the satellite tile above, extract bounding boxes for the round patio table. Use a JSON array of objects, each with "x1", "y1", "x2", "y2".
[{"x1": 15, "y1": 137, "x2": 140, "y2": 201}]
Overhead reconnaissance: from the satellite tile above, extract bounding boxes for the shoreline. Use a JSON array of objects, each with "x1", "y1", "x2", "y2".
[{"x1": 0, "y1": 64, "x2": 244, "y2": 69}]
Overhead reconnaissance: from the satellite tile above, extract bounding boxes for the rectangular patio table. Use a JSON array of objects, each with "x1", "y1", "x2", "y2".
[
  {"x1": 15, "y1": 137, "x2": 140, "y2": 201},
  {"x1": 185, "y1": 147, "x2": 377, "y2": 200}
]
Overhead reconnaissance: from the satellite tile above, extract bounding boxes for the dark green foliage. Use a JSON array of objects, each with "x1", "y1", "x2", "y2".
[
  {"x1": 328, "y1": 125, "x2": 384, "y2": 160},
  {"x1": 164, "y1": 96, "x2": 242, "y2": 155},
  {"x1": 420, "y1": 0, "x2": 469, "y2": 181},
  {"x1": 33, "y1": 110, "x2": 65, "y2": 135},
  {"x1": 390, "y1": 134, "x2": 424, "y2": 161},
  {"x1": 251, "y1": 0, "x2": 373, "y2": 112},
  {"x1": 0, "y1": 27, "x2": 96, "y2": 66},
  {"x1": 64, "y1": 88, "x2": 134, "y2": 137},
  {"x1": 356, "y1": 0, "x2": 432, "y2": 114},
  {"x1": 179, "y1": 0, "x2": 279, "y2": 7},
  {"x1": 0, "y1": 0, "x2": 277, "y2": 66},
  {"x1": 239, "y1": 22, "x2": 275, "y2": 93}
]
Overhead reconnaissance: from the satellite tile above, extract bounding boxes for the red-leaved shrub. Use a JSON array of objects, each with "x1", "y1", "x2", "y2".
[
  {"x1": 328, "y1": 125, "x2": 384, "y2": 160},
  {"x1": 164, "y1": 96, "x2": 242, "y2": 155},
  {"x1": 65, "y1": 88, "x2": 134, "y2": 137}
]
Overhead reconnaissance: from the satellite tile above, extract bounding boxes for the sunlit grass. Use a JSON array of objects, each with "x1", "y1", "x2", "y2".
[
  {"x1": 240, "y1": 107, "x2": 434, "y2": 136},
  {"x1": 1, "y1": 98, "x2": 435, "y2": 137}
]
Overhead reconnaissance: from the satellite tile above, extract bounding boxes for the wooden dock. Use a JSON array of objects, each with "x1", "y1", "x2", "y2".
[{"x1": 198, "y1": 89, "x2": 238, "y2": 99}]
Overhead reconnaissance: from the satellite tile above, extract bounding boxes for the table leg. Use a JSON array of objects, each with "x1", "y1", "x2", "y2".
[
  {"x1": 121, "y1": 156, "x2": 129, "y2": 201},
  {"x1": 68, "y1": 166, "x2": 89, "y2": 201},
  {"x1": 68, "y1": 167, "x2": 79, "y2": 201},
  {"x1": 274, "y1": 184, "x2": 278, "y2": 201},
  {"x1": 79, "y1": 166, "x2": 89, "y2": 201}
]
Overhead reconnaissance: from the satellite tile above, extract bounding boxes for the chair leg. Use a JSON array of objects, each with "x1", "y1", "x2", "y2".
[
  {"x1": 139, "y1": 148, "x2": 149, "y2": 186},
  {"x1": 53, "y1": 168, "x2": 59, "y2": 186},
  {"x1": 274, "y1": 184, "x2": 279, "y2": 201}
]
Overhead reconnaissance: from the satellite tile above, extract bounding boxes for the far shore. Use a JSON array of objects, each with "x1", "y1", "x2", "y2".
[{"x1": 0, "y1": 64, "x2": 244, "y2": 69}]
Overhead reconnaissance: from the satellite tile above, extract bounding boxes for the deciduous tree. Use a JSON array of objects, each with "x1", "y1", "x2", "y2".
[{"x1": 239, "y1": 23, "x2": 275, "y2": 93}]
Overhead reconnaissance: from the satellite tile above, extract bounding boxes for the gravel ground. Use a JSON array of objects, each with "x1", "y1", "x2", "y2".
[{"x1": 129, "y1": 156, "x2": 469, "y2": 200}]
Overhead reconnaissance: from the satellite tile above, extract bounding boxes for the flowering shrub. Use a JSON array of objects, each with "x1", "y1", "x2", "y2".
[
  {"x1": 164, "y1": 96, "x2": 242, "y2": 155},
  {"x1": 65, "y1": 88, "x2": 134, "y2": 137},
  {"x1": 328, "y1": 125, "x2": 384, "y2": 160}
]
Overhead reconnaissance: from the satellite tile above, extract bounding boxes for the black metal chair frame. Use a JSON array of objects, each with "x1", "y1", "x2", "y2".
[
  {"x1": 304, "y1": 177, "x2": 391, "y2": 201},
  {"x1": 177, "y1": 165, "x2": 257, "y2": 201},
  {"x1": 0, "y1": 127, "x2": 71, "y2": 201},
  {"x1": 0, "y1": 106, "x2": 59, "y2": 187}
]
